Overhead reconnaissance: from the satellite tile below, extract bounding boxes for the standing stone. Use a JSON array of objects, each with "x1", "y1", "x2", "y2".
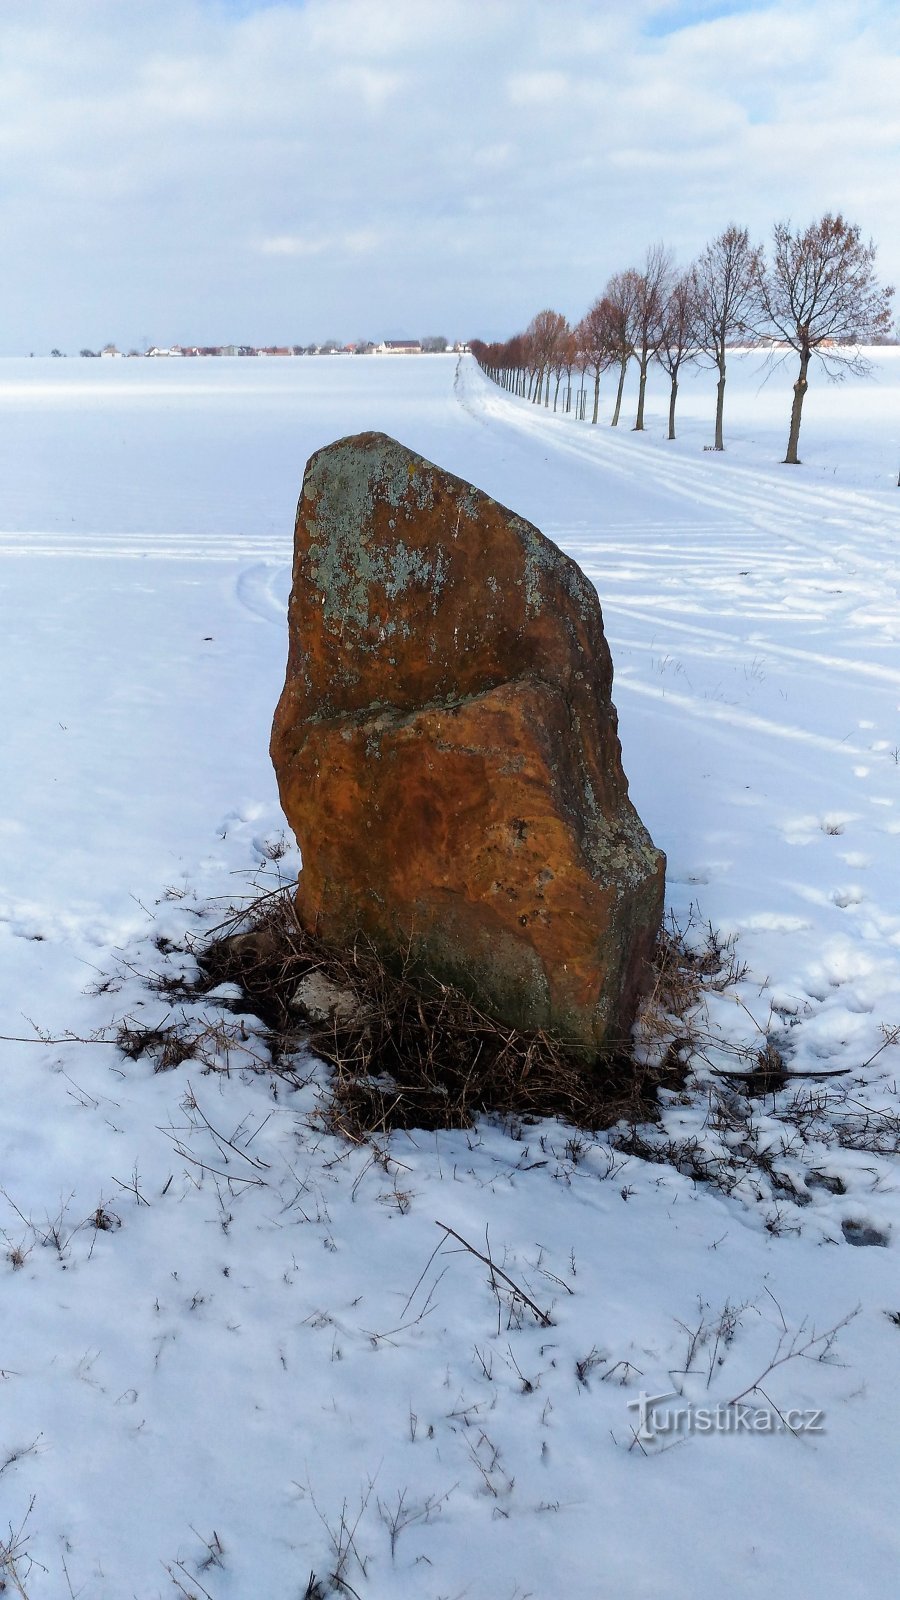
[{"x1": 270, "y1": 432, "x2": 664, "y2": 1052}]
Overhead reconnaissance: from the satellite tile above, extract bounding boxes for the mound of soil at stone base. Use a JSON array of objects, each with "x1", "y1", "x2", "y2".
[{"x1": 198, "y1": 891, "x2": 698, "y2": 1138}]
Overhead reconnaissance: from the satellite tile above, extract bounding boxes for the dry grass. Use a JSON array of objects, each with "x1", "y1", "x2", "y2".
[
  {"x1": 0, "y1": 1497, "x2": 37, "y2": 1598},
  {"x1": 634, "y1": 909, "x2": 797, "y2": 1094},
  {"x1": 192, "y1": 892, "x2": 712, "y2": 1138}
]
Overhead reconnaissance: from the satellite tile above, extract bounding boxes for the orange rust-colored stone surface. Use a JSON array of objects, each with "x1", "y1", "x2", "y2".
[{"x1": 270, "y1": 432, "x2": 665, "y2": 1051}]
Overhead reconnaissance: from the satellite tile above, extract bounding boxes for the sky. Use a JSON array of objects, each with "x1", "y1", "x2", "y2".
[{"x1": 0, "y1": 0, "x2": 897, "y2": 351}]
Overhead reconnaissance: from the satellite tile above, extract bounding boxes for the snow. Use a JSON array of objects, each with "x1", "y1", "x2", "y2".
[{"x1": 2, "y1": 350, "x2": 900, "y2": 1598}]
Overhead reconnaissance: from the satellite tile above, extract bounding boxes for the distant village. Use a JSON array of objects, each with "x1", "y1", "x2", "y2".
[{"x1": 60, "y1": 338, "x2": 469, "y2": 358}]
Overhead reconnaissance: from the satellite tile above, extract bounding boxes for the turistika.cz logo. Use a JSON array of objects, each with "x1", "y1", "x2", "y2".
[{"x1": 627, "y1": 1390, "x2": 826, "y2": 1443}]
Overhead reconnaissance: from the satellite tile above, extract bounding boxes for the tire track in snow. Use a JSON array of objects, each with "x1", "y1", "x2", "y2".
[
  {"x1": 234, "y1": 562, "x2": 291, "y2": 624},
  {"x1": 611, "y1": 605, "x2": 900, "y2": 689},
  {"x1": 0, "y1": 531, "x2": 289, "y2": 560},
  {"x1": 615, "y1": 675, "x2": 871, "y2": 760},
  {"x1": 463, "y1": 368, "x2": 900, "y2": 595}
]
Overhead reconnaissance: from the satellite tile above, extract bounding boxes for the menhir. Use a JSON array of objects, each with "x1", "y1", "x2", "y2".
[{"x1": 270, "y1": 432, "x2": 665, "y2": 1053}]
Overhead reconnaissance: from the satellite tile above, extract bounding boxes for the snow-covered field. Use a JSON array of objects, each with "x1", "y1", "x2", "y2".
[{"x1": 2, "y1": 350, "x2": 899, "y2": 1599}]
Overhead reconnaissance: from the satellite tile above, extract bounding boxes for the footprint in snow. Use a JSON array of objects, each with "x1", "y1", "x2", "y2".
[
  {"x1": 781, "y1": 813, "x2": 856, "y2": 844},
  {"x1": 216, "y1": 804, "x2": 267, "y2": 839},
  {"x1": 742, "y1": 912, "x2": 813, "y2": 933},
  {"x1": 252, "y1": 831, "x2": 294, "y2": 863},
  {"x1": 806, "y1": 1170, "x2": 847, "y2": 1196},
  {"x1": 842, "y1": 1219, "x2": 890, "y2": 1248}
]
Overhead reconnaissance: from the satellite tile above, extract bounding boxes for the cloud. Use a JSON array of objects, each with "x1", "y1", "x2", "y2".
[
  {"x1": 0, "y1": 0, "x2": 895, "y2": 349},
  {"x1": 506, "y1": 71, "x2": 570, "y2": 107},
  {"x1": 259, "y1": 236, "x2": 332, "y2": 258},
  {"x1": 259, "y1": 229, "x2": 384, "y2": 258}
]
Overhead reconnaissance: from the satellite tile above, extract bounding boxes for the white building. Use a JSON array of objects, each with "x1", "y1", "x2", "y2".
[{"x1": 376, "y1": 339, "x2": 422, "y2": 354}]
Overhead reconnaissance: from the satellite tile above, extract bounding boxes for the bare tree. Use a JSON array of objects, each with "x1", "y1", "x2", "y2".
[
  {"x1": 517, "y1": 330, "x2": 539, "y2": 399},
  {"x1": 757, "y1": 213, "x2": 895, "y2": 464},
  {"x1": 548, "y1": 317, "x2": 572, "y2": 410},
  {"x1": 559, "y1": 329, "x2": 579, "y2": 413},
  {"x1": 604, "y1": 269, "x2": 641, "y2": 427},
  {"x1": 576, "y1": 298, "x2": 615, "y2": 423},
  {"x1": 656, "y1": 271, "x2": 700, "y2": 440},
  {"x1": 527, "y1": 309, "x2": 568, "y2": 406},
  {"x1": 506, "y1": 332, "x2": 528, "y2": 396},
  {"x1": 632, "y1": 244, "x2": 674, "y2": 431},
  {"x1": 692, "y1": 225, "x2": 762, "y2": 450},
  {"x1": 573, "y1": 333, "x2": 592, "y2": 420}
]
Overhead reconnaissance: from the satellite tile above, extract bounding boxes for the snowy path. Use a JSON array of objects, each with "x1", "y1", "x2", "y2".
[{"x1": 1, "y1": 355, "x2": 900, "y2": 1599}]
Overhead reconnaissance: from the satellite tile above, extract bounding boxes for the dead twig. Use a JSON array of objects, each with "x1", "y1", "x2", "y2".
[{"x1": 435, "y1": 1221, "x2": 552, "y2": 1327}]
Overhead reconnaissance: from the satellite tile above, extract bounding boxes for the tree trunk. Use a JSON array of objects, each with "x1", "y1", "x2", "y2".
[
  {"x1": 633, "y1": 344, "x2": 649, "y2": 431},
  {"x1": 592, "y1": 369, "x2": 600, "y2": 424},
  {"x1": 611, "y1": 356, "x2": 628, "y2": 426},
  {"x1": 668, "y1": 372, "x2": 678, "y2": 440},
  {"x1": 784, "y1": 351, "x2": 809, "y2": 464},
  {"x1": 714, "y1": 353, "x2": 726, "y2": 450}
]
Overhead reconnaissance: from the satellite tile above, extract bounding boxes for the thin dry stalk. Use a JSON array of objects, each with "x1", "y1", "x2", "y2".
[{"x1": 435, "y1": 1221, "x2": 552, "y2": 1327}]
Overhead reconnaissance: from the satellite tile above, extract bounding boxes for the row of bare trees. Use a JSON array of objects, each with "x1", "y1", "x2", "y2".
[{"x1": 470, "y1": 216, "x2": 894, "y2": 464}]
